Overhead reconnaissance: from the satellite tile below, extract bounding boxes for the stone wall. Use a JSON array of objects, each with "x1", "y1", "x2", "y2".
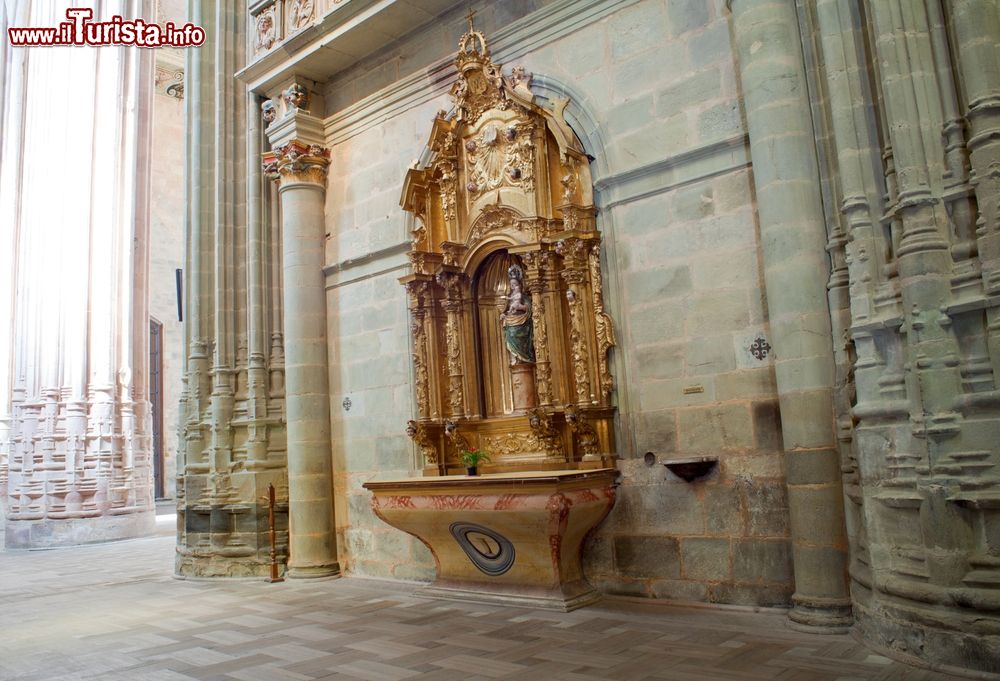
[
  {"x1": 321, "y1": 0, "x2": 793, "y2": 605},
  {"x1": 150, "y1": 51, "x2": 186, "y2": 501}
]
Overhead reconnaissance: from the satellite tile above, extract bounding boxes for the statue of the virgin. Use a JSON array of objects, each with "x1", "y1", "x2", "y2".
[{"x1": 500, "y1": 264, "x2": 535, "y2": 365}]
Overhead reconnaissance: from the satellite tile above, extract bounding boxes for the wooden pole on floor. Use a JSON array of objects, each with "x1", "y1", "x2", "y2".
[{"x1": 266, "y1": 483, "x2": 284, "y2": 583}]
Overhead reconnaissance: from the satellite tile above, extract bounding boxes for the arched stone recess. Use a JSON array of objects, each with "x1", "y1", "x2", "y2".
[{"x1": 398, "y1": 28, "x2": 623, "y2": 473}]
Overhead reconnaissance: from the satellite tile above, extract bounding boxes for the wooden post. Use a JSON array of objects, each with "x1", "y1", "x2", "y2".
[{"x1": 266, "y1": 483, "x2": 284, "y2": 583}]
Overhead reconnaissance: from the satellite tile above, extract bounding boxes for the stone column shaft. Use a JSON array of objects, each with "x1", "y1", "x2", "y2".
[
  {"x1": 729, "y1": 0, "x2": 852, "y2": 631},
  {"x1": 868, "y1": 0, "x2": 965, "y2": 438},
  {"x1": 949, "y1": 0, "x2": 1000, "y2": 384},
  {"x1": 265, "y1": 138, "x2": 339, "y2": 578}
]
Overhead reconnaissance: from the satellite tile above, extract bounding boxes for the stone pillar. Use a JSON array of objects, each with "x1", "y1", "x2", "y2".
[
  {"x1": 728, "y1": 0, "x2": 852, "y2": 631},
  {"x1": 950, "y1": 0, "x2": 1000, "y2": 382},
  {"x1": 0, "y1": 17, "x2": 156, "y2": 548},
  {"x1": 264, "y1": 108, "x2": 339, "y2": 578}
]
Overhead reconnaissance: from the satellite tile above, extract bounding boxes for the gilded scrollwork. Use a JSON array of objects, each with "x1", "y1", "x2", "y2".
[
  {"x1": 564, "y1": 404, "x2": 600, "y2": 459},
  {"x1": 411, "y1": 217, "x2": 427, "y2": 249},
  {"x1": 452, "y1": 59, "x2": 505, "y2": 123},
  {"x1": 528, "y1": 408, "x2": 563, "y2": 457},
  {"x1": 482, "y1": 433, "x2": 534, "y2": 458},
  {"x1": 444, "y1": 420, "x2": 471, "y2": 459},
  {"x1": 438, "y1": 273, "x2": 465, "y2": 417},
  {"x1": 560, "y1": 160, "x2": 578, "y2": 205},
  {"x1": 435, "y1": 159, "x2": 458, "y2": 226},
  {"x1": 589, "y1": 243, "x2": 616, "y2": 399},
  {"x1": 466, "y1": 122, "x2": 536, "y2": 199},
  {"x1": 406, "y1": 282, "x2": 431, "y2": 418},
  {"x1": 565, "y1": 287, "x2": 592, "y2": 404},
  {"x1": 406, "y1": 420, "x2": 437, "y2": 465}
]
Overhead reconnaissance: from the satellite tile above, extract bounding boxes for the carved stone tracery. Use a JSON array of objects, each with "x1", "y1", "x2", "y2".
[{"x1": 399, "y1": 22, "x2": 616, "y2": 473}]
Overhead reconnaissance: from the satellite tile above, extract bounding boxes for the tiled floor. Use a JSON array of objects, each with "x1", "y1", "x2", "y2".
[{"x1": 0, "y1": 519, "x2": 966, "y2": 681}]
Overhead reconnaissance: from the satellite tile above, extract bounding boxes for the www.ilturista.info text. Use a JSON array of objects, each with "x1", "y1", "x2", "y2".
[{"x1": 7, "y1": 9, "x2": 205, "y2": 47}]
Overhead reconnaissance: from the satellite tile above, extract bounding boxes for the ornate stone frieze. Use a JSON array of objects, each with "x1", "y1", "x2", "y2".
[
  {"x1": 254, "y1": 6, "x2": 276, "y2": 53},
  {"x1": 287, "y1": 0, "x2": 314, "y2": 31}
]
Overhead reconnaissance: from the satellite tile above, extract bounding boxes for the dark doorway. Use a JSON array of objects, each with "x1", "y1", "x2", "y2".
[{"x1": 149, "y1": 318, "x2": 165, "y2": 500}]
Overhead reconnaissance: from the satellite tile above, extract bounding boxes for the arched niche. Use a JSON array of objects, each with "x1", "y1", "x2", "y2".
[{"x1": 399, "y1": 26, "x2": 617, "y2": 475}]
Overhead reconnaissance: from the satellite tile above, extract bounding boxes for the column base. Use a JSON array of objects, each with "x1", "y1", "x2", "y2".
[
  {"x1": 787, "y1": 595, "x2": 853, "y2": 634},
  {"x1": 287, "y1": 562, "x2": 341, "y2": 579}
]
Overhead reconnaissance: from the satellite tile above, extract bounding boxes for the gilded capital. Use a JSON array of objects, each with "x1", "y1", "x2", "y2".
[{"x1": 263, "y1": 140, "x2": 330, "y2": 186}]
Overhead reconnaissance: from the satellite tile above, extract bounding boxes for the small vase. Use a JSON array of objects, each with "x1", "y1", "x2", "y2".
[{"x1": 466, "y1": 466, "x2": 478, "y2": 476}]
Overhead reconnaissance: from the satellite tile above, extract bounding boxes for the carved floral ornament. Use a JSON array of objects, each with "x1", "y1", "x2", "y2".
[
  {"x1": 397, "y1": 20, "x2": 617, "y2": 473},
  {"x1": 262, "y1": 140, "x2": 330, "y2": 184}
]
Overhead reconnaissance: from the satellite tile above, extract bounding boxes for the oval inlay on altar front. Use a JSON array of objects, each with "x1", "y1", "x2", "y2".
[{"x1": 449, "y1": 522, "x2": 515, "y2": 576}]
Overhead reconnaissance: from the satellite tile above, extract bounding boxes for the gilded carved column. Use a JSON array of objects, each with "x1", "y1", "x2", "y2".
[
  {"x1": 729, "y1": 0, "x2": 852, "y2": 631},
  {"x1": 406, "y1": 281, "x2": 431, "y2": 420},
  {"x1": 521, "y1": 250, "x2": 554, "y2": 407},
  {"x1": 263, "y1": 126, "x2": 339, "y2": 578},
  {"x1": 556, "y1": 238, "x2": 593, "y2": 406},
  {"x1": 588, "y1": 243, "x2": 616, "y2": 403},
  {"x1": 437, "y1": 272, "x2": 466, "y2": 418}
]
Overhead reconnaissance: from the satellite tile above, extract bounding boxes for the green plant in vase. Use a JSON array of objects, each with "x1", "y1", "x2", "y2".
[{"x1": 461, "y1": 449, "x2": 490, "y2": 476}]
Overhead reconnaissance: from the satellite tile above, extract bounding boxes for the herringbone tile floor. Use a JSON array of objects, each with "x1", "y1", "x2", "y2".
[{"x1": 0, "y1": 517, "x2": 966, "y2": 681}]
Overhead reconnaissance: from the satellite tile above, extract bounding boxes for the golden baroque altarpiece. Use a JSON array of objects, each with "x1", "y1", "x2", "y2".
[{"x1": 400, "y1": 27, "x2": 617, "y2": 475}]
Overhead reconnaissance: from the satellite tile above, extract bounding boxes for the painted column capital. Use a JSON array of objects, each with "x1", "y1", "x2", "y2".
[{"x1": 263, "y1": 140, "x2": 330, "y2": 187}]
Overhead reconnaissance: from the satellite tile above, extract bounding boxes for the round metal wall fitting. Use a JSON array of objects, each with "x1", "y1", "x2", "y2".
[{"x1": 449, "y1": 521, "x2": 516, "y2": 576}]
